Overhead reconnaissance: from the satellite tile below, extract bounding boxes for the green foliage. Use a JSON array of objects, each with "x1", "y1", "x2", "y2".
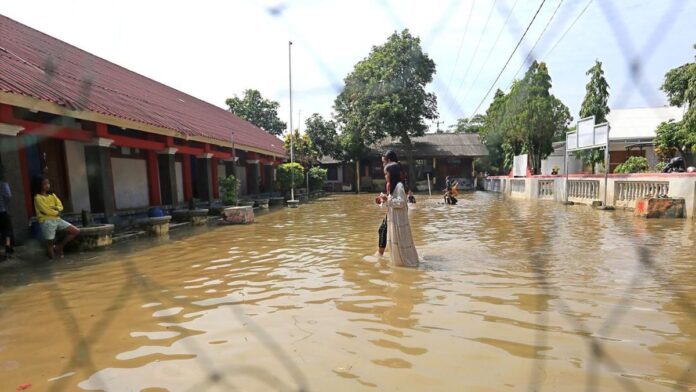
[
  {"x1": 277, "y1": 162, "x2": 304, "y2": 192},
  {"x1": 334, "y1": 29, "x2": 438, "y2": 186},
  {"x1": 479, "y1": 89, "x2": 509, "y2": 174},
  {"x1": 218, "y1": 175, "x2": 240, "y2": 206},
  {"x1": 653, "y1": 161, "x2": 668, "y2": 173},
  {"x1": 450, "y1": 114, "x2": 485, "y2": 134},
  {"x1": 308, "y1": 167, "x2": 328, "y2": 191},
  {"x1": 480, "y1": 62, "x2": 572, "y2": 175},
  {"x1": 305, "y1": 114, "x2": 340, "y2": 159},
  {"x1": 283, "y1": 130, "x2": 319, "y2": 167},
  {"x1": 579, "y1": 60, "x2": 610, "y2": 123},
  {"x1": 654, "y1": 120, "x2": 696, "y2": 158},
  {"x1": 659, "y1": 44, "x2": 696, "y2": 155},
  {"x1": 225, "y1": 89, "x2": 286, "y2": 136},
  {"x1": 574, "y1": 148, "x2": 605, "y2": 173},
  {"x1": 614, "y1": 156, "x2": 649, "y2": 173},
  {"x1": 576, "y1": 60, "x2": 610, "y2": 173}
]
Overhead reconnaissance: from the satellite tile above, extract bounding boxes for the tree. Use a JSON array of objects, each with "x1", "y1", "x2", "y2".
[
  {"x1": 654, "y1": 120, "x2": 696, "y2": 158},
  {"x1": 334, "y1": 29, "x2": 438, "y2": 187},
  {"x1": 304, "y1": 113, "x2": 340, "y2": 159},
  {"x1": 450, "y1": 114, "x2": 486, "y2": 134},
  {"x1": 503, "y1": 62, "x2": 572, "y2": 174},
  {"x1": 480, "y1": 89, "x2": 510, "y2": 174},
  {"x1": 580, "y1": 60, "x2": 610, "y2": 123},
  {"x1": 283, "y1": 130, "x2": 319, "y2": 168},
  {"x1": 577, "y1": 60, "x2": 611, "y2": 173},
  {"x1": 308, "y1": 167, "x2": 328, "y2": 191},
  {"x1": 660, "y1": 44, "x2": 696, "y2": 156},
  {"x1": 276, "y1": 163, "x2": 304, "y2": 192},
  {"x1": 225, "y1": 89, "x2": 286, "y2": 136}
]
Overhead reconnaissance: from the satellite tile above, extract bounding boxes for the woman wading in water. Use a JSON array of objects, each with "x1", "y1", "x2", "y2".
[{"x1": 376, "y1": 151, "x2": 419, "y2": 267}]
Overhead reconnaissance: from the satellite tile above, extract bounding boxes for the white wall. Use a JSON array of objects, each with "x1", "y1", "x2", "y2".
[
  {"x1": 64, "y1": 140, "x2": 91, "y2": 212},
  {"x1": 175, "y1": 161, "x2": 184, "y2": 203},
  {"x1": 112, "y1": 157, "x2": 149, "y2": 209},
  {"x1": 541, "y1": 155, "x2": 583, "y2": 175}
]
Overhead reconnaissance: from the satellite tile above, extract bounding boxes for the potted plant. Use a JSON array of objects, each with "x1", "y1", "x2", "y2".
[{"x1": 219, "y1": 175, "x2": 240, "y2": 206}]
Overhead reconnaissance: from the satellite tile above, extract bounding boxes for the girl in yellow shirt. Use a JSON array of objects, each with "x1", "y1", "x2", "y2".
[{"x1": 34, "y1": 177, "x2": 80, "y2": 259}]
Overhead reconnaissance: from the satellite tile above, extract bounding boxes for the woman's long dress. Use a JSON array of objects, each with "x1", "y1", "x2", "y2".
[{"x1": 386, "y1": 182, "x2": 419, "y2": 267}]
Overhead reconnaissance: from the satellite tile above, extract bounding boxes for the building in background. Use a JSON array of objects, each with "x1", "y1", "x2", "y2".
[
  {"x1": 0, "y1": 15, "x2": 284, "y2": 242},
  {"x1": 541, "y1": 106, "x2": 685, "y2": 175},
  {"x1": 321, "y1": 133, "x2": 488, "y2": 192}
]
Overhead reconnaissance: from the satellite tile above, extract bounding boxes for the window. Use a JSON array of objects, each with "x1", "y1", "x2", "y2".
[{"x1": 327, "y1": 165, "x2": 338, "y2": 181}]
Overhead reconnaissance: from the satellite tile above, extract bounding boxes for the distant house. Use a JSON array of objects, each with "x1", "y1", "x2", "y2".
[
  {"x1": 541, "y1": 106, "x2": 686, "y2": 175},
  {"x1": 605, "y1": 106, "x2": 685, "y2": 170},
  {"x1": 321, "y1": 133, "x2": 488, "y2": 192}
]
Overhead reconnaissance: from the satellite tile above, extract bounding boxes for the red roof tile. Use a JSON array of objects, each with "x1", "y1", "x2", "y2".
[{"x1": 0, "y1": 14, "x2": 285, "y2": 156}]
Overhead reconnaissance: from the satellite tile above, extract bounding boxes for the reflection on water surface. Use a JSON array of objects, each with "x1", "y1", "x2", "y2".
[{"x1": 1, "y1": 193, "x2": 695, "y2": 391}]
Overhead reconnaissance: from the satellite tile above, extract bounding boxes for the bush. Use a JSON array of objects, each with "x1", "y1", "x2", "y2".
[
  {"x1": 614, "y1": 156, "x2": 649, "y2": 173},
  {"x1": 219, "y1": 175, "x2": 240, "y2": 206},
  {"x1": 277, "y1": 162, "x2": 304, "y2": 192},
  {"x1": 308, "y1": 167, "x2": 328, "y2": 191},
  {"x1": 653, "y1": 161, "x2": 668, "y2": 173}
]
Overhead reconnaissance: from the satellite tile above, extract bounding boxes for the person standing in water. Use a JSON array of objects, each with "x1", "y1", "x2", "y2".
[
  {"x1": 376, "y1": 151, "x2": 418, "y2": 267},
  {"x1": 376, "y1": 153, "x2": 390, "y2": 257},
  {"x1": 0, "y1": 165, "x2": 14, "y2": 260},
  {"x1": 34, "y1": 176, "x2": 80, "y2": 259}
]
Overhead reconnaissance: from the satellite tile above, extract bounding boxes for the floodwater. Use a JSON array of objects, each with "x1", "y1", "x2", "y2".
[{"x1": 1, "y1": 193, "x2": 695, "y2": 391}]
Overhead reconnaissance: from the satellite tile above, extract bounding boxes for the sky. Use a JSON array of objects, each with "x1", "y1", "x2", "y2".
[{"x1": 2, "y1": 0, "x2": 695, "y2": 134}]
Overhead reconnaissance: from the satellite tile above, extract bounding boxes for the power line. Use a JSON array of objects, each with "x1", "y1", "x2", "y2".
[
  {"x1": 447, "y1": 0, "x2": 476, "y2": 92},
  {"x1": 507, "y1": 0, "x2": 565, "y2": 89},
  {"x1": 450, "y1": 0, "x2": 498, "y2": 116},
  {"x1": 542, "y1": 0, "x2": 593, "y2": 61},
  {"x1": 469, "y1": 0, "x2": 548, "y2": 117},
  {"x1": 459, "y1": 0, "x2": 520, "y2": 114}
]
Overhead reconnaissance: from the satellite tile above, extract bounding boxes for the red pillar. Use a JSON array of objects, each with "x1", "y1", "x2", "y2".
[
  {"x1": 146, "y1": 150, "x2": 161, "y2": 206},
  {"x1": 211, "y1": 157, "x2": 219, "y2": 199},
  {"x1": 182, "y1": 155, "x2": 193, "y2": 201},
  {"x1": 0, "y1": 104, "x2": 13, "y2": 122},
  {"x1": 95, "y1": 122, "x2": 109, "y2": 137},
  {"x1": 0, "y1": 105, "x2": 32, "y2": 216}
]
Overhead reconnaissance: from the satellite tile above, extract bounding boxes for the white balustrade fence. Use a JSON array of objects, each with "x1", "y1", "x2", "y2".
[
  {"x1": 568, "y1": 180, "x2": 600, "y2": 200},
  {"x1": 615, "y1": 181, "x2": 669, "y2": 208},
  {"x1": 538, "y1": 180, "x2": 555, "y2": 199},
  {"x1": 511, "y1": 179, "x2": 526, "y2": 194},
  {"x1": 483, "y1": 176, "x2": 694, "y2": 218},
  {"x1": 486, "y1": 178, "x2": 504, "y2": 193}
]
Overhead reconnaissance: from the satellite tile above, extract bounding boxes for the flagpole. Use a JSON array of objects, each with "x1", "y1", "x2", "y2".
[{"x1": 288, "y1": 40, "x2": 295, "y2": 202}]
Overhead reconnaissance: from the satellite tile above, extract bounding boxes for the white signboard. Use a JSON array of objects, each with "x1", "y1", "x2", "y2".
[
  {"x1": 577, "y1": 117, "x2": 595, "y2": 148},
  {"x1": 567, "y1": 131, "x2": 578, "y2": 150},
  {"x1": 513, "y1": 154, "x2": 528, "y2": 177},
  {"x1": 566, "y1": 116, "x2": 609, "y2": 151},
  {"x1": 594, "y1": 123, "x2": 609, "y2": 145}
]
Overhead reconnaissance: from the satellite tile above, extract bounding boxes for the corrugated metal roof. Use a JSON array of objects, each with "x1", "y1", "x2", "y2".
[
  {"x1": 372, "y1": 133, "x2": 488, "y2": 158},
  {"x1": 0, "y1": 15, "x2": 285, "y2": 155}
]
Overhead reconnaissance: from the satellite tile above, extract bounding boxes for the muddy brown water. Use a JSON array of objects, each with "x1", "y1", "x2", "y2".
[{"x1": 1, "y1": 193, "x2": 695, "y2": 391}]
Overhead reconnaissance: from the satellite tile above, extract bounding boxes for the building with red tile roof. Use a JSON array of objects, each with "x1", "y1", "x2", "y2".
[{"x1": 0, "y1": 14, "x2": 285, "y2": 241}]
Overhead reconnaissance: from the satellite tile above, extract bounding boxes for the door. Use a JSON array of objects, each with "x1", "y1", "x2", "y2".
[{"x1": 38, "y1": 139, "x2": 70, "y2": 206}]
